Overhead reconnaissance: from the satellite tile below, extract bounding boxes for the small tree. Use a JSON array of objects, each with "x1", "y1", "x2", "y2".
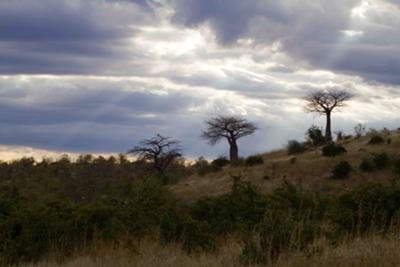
[
  {"x1": 306, "y1": 125, "x2": 325, "y2": 146},
  {"x1": 304, "y1": 89, "x2": 353, "y2": 142},
  {"x1": 201, "y1": 116, "x2": 257, "y2": 161},
  {"x1": 354, "y1": 123, "x2": 366, "y2": 138},
  {"x1": 127, "y1": 134, "x2": 182, "y2": 175}
]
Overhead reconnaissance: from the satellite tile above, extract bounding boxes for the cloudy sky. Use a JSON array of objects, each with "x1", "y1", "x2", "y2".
[{"x1": 1, "y1": 0, "x2": 399, "y2": 160}]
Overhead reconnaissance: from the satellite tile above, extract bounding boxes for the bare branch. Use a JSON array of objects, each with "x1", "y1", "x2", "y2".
[
  {"x1": 304, "y1": 89, "x2": 353, "y2": 114},
  {"x1": 127, "y1": 134, "x2": 182, "y2": 174},
  {"x1": 201, "y1": 115, "x2": 257, "y2": 161}
]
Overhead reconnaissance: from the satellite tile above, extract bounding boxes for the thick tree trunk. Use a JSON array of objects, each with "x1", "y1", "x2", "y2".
[
  {"x1": 325, "y1": 111, "x2": 332, "y2": 142},
  {"x1": 229, "y1": 140, "x2": 239, "y2": 161}
]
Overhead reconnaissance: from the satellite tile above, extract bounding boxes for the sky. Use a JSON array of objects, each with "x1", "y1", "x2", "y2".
[{"x1": 1, "y1": 0, "x2": 400, "y2": 160}]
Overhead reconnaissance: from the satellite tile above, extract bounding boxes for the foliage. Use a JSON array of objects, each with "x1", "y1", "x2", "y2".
[
  {"x1": 3, "y1": 158, "x2": 400, "y2": 265},
  {"x1": 230, "y1": 158, "x2": 244, "y2": 167},
  {"x1": 359, "y1": 158, "x2": 374, "y2": 173},
  {"x1": 368, "y1": 135, "x2": 385, "y2": 145},
  {"x1": 287, "y1": 140, "x2": 306, "y2": 155},
  {"x1": 373, "y1": 153, "x2": 390, "y2": 170},
  {"x1": 211, "y1": 156, "x2": 230, "y2": 170},
  {"x1": 395, "y1": 159, "x2": 400, "y2": 176},
  {"x1": 332, "y1": 161, "x2": 352, "y2": 179},
  {"x1": 192, "y1": 156, "x2": 230, "y2": 176},
  {"x1": 322, "y1": 143, "x2": 347, "y2": 157},
  {"x1": 245, "y1": 155, "x2": 264, "y2": 166},
  {"x1": 192, "y1": 157, "x2": 211, "y2": 176},
  {"x1": 306, "y1": 126, "x2": 326, "y2": 146}
]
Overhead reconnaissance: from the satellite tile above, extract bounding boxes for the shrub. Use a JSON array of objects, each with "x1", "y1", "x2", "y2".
[
  {"x1": 322, "y1": 143, "x2": 347, "y2": 157},
  {"x1": 287, "y1": 140, "x2": 305, "y2": 155},
  {"x1": 245, "y1": 155, "x2": 264, "y2": 166},
  {"x1": 192, "y1": 156, "x2": 229, "y2": 175},
  {"x1": 395, "y1": 159, "x2": 400, "y2": 175},
  {"x1": 359, "y1": 158, "x2": 374, "y2": 173},
  {"x1": 354, "y1": 123, "x2": 366, "y2": 138},
  {"x1": 368, "y1": 135, "x2": 384, "y2": 145},
  {"x1": 332, "y1": 161, "x2": 352, "y2": 179},
  {"x1": 230, "y1": 158, "x2": 244, "y2": 167},
  {"x1": 373, "y1": 153, "x2": 389, "y2": 170},
  {"x1": 306, "y1": 125, "x2": 326, "y2": 146},
  {"x1": 193, "y1": 157, "x2": 211, "y2": 176},
  {"x1": 210, "y1": 156, "x2": 229, "y2": 171}
]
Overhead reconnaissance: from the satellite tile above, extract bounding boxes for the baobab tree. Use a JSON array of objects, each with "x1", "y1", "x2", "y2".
[
  {"x1": 127, "y1": 134, "x2": 182, "y2": 174},
  {"x1": 304, "y1": 89, "x2": 353, "y2": 142},
  {"x1": 201, "y1": 115, "x2": 257, "y2": 161}
]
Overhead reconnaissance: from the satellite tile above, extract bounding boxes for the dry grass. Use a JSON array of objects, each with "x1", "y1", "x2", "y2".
[
  {"x1": 171, "y1": 132, "x2": 400, "y2": 202},
  {"x1": 21, "y1": 233, "x2": 400, "y2": 267}
]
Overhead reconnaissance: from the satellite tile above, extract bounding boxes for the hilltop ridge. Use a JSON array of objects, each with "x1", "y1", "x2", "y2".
[{"x1": 171, "y1": 131, "x2": 400, "y2": 202}]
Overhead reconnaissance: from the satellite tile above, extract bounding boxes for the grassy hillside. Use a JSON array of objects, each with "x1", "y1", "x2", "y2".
[
  {"x1": 20, "y1": 234, "x2": 400, "y2": 267},
  {"x1": 2, "y1": 131, "x2": 400, "y2": 266},
  {"x1": 171, "y1": 131, "x2": 400, "y2": 202}
]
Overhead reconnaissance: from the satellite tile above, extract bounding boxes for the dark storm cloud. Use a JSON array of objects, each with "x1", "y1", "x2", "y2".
[
  {"x1": 0, "y1": 77, "x2": 203, "y2": 152},
  {"x1": 0, "y1": 0, "x2": 152, "y2": 74},
  {"x1": 170, "y1": 0, "x2": 400, "y2": 85},
  {"x1": 171, "y1": 0, "x2": 290, "y2": 44}
]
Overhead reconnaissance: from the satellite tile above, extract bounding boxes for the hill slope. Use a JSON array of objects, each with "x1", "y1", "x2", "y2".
[{"x1": 171, "y1": 132, "x2": 400, "y2": 202}]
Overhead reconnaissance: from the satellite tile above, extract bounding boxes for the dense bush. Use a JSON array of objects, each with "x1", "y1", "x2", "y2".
[
  {"x1": 322, "y1": 143, "x2": 347, "y2": 157},
  {"x1": 3, "y1": 157, "x2": 400, "y2": 265},
  {"x1": 287, "y1": 140, "x2": 306, "y2": 155},
  {"x1": 193, "y1": 157, "x2": 211, "y2": 176},
  {"x1": 359, "y1": 158, "x2": 374, "y2": 172},
  {"x1": 395, "y1": 159, "x2": 400, "y2": 176},
  {"x1": 193, "y1": 156, "x2": 229, "y2": 176},
  {"x1": 230, "y1": 158, "x2": 244, "y2": 167},
  {"x1": 306, "y1": 126, "x2": 326, "y2": 146},
  {"x1": 373, "y1": 153, "x2": 390, "y2": 170},
  {"x1": 332, "y1": 161, "x2": 352, "y2": 179},
  {"x1": 368, "y1": 135, "x2": 384, "y2": 145},
  {"x1": 211, "y1": 156, "x2": 230, "y2": 169},
  {"x1": 245, "y1": 155, "x2": 264, "y2": 166}
]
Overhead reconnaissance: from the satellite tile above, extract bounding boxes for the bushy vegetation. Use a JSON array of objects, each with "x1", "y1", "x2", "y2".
[
  {"x1": 359, "y1": 158, "x2": 374, "y2": 172},
  {"x1": 193, "y1": 156, "x2": 230, "y2": 176},
  {"x1": 245, "y1": 155, "x2": 264, "y2": 166},
  {"x1": 3, "y1": 149, "x2": 400, "y2": 265},
  {"x1": 322, "y1": 143, "x2": 347, "y2": 157},
  {"x1": 332, "y1": 161, "x2": 352, "y2": 179},
  {"x1": 306, "y1": 126, "x2": 326, "y2": 146},
  {"x1": 287, "y1": 140, "x2": 306, "y2": 155},
  {"x1": 368, "y1": 135, "x2": 385, "y2": 145},
  {"x1": 373, "y1": 152, "x2": 390, "y2": 170},
  {"x1": 395, "y1": 159, "x2": 400, "y2": 176}
]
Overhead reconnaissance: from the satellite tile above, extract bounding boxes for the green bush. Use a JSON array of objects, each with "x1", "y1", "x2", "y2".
[
  {"x1": 193, "y1": 157, "x2": 211, "y2": 176},
  {"x1": 245, "y1": 155, "x2": 264, "y2": 166},
  {"x1": 287, "y1": 140, "x2": 306, "y2": 155},
  {"x1": 306, "y1": 126, "x2": 326, "y2": 146},
  {"x1": 373, "y1": 153, "x2": 390, "y2": 170},
  {"x1": 211, "y1": 156, "x2": 230, "y2": 169},
  {"x1": 230, "y1": 158, "x2": 244, "y2": 167},
  {"x1": 332, "y1": 161, "x2": 352, "y2": 179},
  {"x1": 395, "y1": 159, "x2": 400, "y2": 176},
  {"x1": 368, "y1": 135, "x2": 384, "y2": 145},
  {"x1": 359, "y1": 158, "x2": 374, "y2": 172},
  {"x1": 322, "y1": 143, "x2": 347, "y2": 157},
  {"x1": 193, "y1": 156, "x2": 229, "y2": 175},
  {"x1": 329, "y1": 183, "x2": 400, "y2": 234}
]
